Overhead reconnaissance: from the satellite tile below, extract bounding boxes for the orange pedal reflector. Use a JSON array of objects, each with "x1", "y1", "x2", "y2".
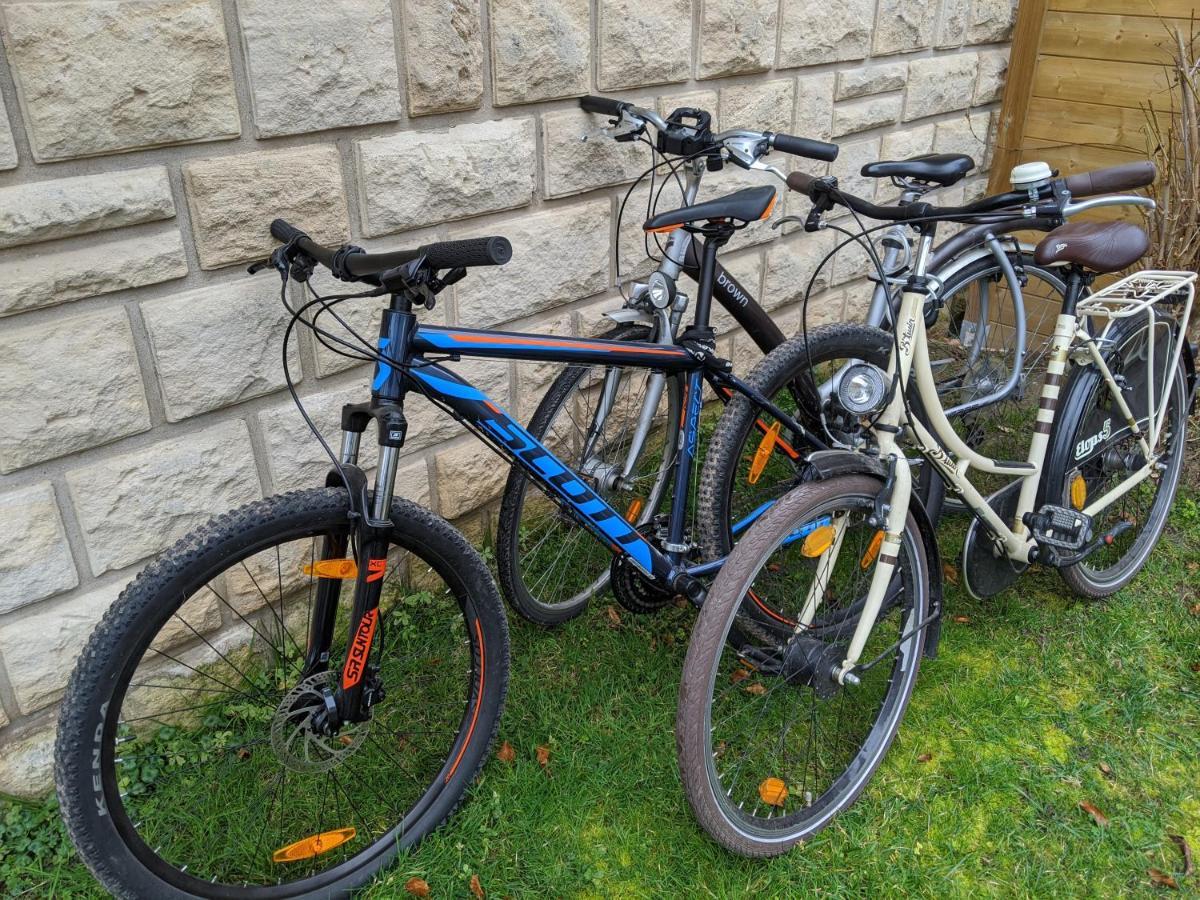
[
  {"x1": 801, "y1": 524, "x2": 836, "y2": 557},
  {"x1": 272, "y1": 827, "x2": 356, "y2": 863},
  {"x1": 303, "y1": 559, "x2": 358, "y2": 579},
  {"x1": 758, "y1": 777, "x2": 788, "y2": 807},
  {"x1": 747, "y1": 422, "x2": 781, "y2": 485},
  {"x1": 624, "y1": 498, "x2": 644, "y2": 523},
  {"x1": 1070, "y1": 473, "x2": 1087, "y2": 510},
  {"x1": 860, "y1": 531, "x2": 885, "y2": 569}
]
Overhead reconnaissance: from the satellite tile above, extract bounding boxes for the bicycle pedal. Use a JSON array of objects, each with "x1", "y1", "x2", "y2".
[{"x1": 1024, "y1": 504, "x2": 1094, "y2": 554}]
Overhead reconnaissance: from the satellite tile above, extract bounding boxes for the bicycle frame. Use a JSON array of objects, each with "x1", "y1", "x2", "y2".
[{"x1": 827, "y1": 235, "x2": 1192, "y2": 683}]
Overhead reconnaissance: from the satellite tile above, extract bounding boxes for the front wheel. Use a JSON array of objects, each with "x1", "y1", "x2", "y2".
[
  {"x1": 677, "y1": 475, "x2": 928, "y2": 856},
  {"x1": 55, "y1": 488, "x2": 509, "y2": 898}
]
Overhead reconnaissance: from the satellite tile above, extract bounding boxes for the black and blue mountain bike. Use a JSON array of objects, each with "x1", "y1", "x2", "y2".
[{"x1": 53, "y1": 122, "x2": 848, "y2": 897}]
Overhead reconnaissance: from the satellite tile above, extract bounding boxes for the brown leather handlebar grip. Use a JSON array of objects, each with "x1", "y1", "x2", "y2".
[
  {"x1": 1063, "y1": 161, "x2": 1157, "y2": 197},
  {"x1": 786, "y1": 171, "x2": 817, "y2": 196}
]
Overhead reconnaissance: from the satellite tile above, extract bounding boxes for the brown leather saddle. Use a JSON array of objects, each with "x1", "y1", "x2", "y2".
[{"x1": 1032, "y1": 221, "x2": 1149, "y2": 274}]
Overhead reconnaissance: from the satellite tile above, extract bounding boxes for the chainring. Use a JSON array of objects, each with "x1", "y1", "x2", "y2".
[
  {"x1": 961, "y1": 480, "x2": 1029, "y2": 600},
  {"x1": 609, "y1": 524, "x2": 676, "y2": 614}
]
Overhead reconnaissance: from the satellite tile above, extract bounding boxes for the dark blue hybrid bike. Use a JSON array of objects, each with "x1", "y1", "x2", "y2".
[{"x1": 52, "y1": 124, "x2": 850, "y2": 897}]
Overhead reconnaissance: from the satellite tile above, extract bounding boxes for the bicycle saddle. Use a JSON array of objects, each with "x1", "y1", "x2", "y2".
[
  {"x1": 1032, "y1": 221, "x2": 1149, "y2": 274},
  {"x1": 644, "y1": 185, "x2": 777, "y2": 233},
  {"x1": 860, "y1": 153, "x2": 974, "y2": 187}
]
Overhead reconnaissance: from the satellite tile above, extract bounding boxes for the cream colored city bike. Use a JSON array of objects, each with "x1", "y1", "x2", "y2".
[{"x1": 676, "y1": 164, "x2": 1196, "y2": 856}]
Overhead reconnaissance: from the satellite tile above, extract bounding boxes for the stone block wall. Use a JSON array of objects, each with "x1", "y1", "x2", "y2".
[{"x1": 0, "y1": 0, "x2": 1012, "y2": 796}]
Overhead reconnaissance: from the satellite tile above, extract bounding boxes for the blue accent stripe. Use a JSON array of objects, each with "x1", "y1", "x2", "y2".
[
  {"x1": 782, "y1": 515, "x2": 832, "y2": 547},
  {"x1": 410, "y1": 367, "x2": 489, "y2": 401}
]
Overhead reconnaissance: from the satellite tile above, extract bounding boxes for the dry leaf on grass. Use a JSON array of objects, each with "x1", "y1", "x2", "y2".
[
  {"x1": 1148, "y1": 868, "x2": 1179, "y2": 889},
  {"x1": 1098, "y1": 761, "x2": 1114, "y2": 779},
  {"x1": 1079, "y1": 800, "x2": 1110, "y2": 827},
  {"x1": 469, "y1": 873, "x2": 485, "y2": 899},
  {"x1": 404, "y1": 877, "x2": 432, "y2": 897},
  {"x1": 730, "y1": 668, "x2": 752, "y2": 684},
  {"x1": 496, "y1": 741, "x2": 515, "y2": 764},
  {"x1": 605, "y1": 605, "x2": 622, "y2": 627},
  {"x1": 942, "y1": 563, "x2": 959, "y2": 585},
  {"x1": 744, "y1": 682, "x2": 767, "y2": 695},
  {"x1": 952, "y1": 615, "x2": 971, "y2": 625},
  {"x1": 536, "y1": 745, "x2": 550, "y2": 768},
  {"x1": 1170, "y1": 834, "x2": 1194, "y2": 876},
  {"x1": 917, "y1": 753, "x2": 933, "y2": 763}
]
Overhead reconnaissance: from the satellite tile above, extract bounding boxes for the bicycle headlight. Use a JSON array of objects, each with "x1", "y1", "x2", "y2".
[
  {"x1": 836, "y1": 363, "x2": 888, "y2": 416},
  {"x1": 646, "y1": 271, "x2": 675, "y2": 309}
]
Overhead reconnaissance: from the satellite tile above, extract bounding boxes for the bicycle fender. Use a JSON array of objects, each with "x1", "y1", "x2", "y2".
[
  {"x1": 806, "y1": 450, "x2": 943, "y2": 658},
  {"x1": 602, "y1": 307, "x2": 655, "y2": 326}
]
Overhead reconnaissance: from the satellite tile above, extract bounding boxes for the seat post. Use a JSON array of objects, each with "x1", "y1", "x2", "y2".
[{"x1": 692, "y1": 228, "x2": 732, "y2": 330}]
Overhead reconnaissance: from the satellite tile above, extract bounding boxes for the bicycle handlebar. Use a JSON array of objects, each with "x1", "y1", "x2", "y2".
[
  {"x1": 580, "y1": 95, "x2": 838, "y2": 163},
  {"x1": 270, "y1": 219, "x2": 512, "y2": 280},
  {"x1": 1063, "y1": 161, "x2": 1156, "y2": 197}
]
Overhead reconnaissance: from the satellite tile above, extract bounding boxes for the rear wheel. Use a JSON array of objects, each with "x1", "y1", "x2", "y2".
[
  {"x1": 678, "y1": 475, "x2": 928, "y2": 856},
  {"x1": 496, "y1": 324, "x2": 682, "y2": 625},
  {"x1": 1045, "y1": 315, "x2": 1188, "y2": 598},
  {"x1": 56, "y1": 488, "x2": 508, "y2": 898}
]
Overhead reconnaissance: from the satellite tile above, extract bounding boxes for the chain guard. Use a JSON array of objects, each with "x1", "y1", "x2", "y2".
[{"x1": 961, "y1": 480, "x2": 1029, "y2": 599}]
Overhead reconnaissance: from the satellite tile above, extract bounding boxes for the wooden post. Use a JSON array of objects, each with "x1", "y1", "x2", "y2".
[{"x1": 989, "y1": 0, "x2": 1049, "y2": 192}]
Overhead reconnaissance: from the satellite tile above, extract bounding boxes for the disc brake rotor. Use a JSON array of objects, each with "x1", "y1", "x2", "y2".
[{"x1": 270, "y1": 671, "x2": 369, "y2": 773}]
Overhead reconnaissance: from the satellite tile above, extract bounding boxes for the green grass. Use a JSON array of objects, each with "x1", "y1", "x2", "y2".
[{"x1": 4, "y1": 495, "x2": 1199, "y2": 898}]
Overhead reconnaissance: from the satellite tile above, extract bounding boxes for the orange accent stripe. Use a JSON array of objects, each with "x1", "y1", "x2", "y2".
[
  {"x1": 446, "y1": 332, "x2": 683, "y2": 357},
  {"x1": 446, "y1": 617, "x2": 485, "y2": 782},
  {"x1": 748, "y1": 589, "x2": 795, "y2": 626},
  {"x1": 646, "y1": 223, "x2": 683, "y2": 234},
  {"x1": 758, "y1": 193, "x2": 778, "y2": 221},
  {"x1": 484, "y1": 401, "x2": 502, "y2": 414}
]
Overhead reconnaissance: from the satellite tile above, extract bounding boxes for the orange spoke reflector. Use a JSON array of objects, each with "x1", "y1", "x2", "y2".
[
  {"x1": 801, "y1": 524, "x2": 836, "y2": 557},
  {"x1": 303, "y1": 559, "x2": 358, "y2": 579},
  {"x1": 1070, "y1": 473, "x2": 1087, "y2": 510},
  {"x1": 272, "y1": 827, "x2": 356, "y2": 863},
  {"x1": 860, "y1": 531, "x2": 885, "y2": 569},
  {"x1": 758, "y1": 777, "x2": 788, "y2": 807},
  {"x1": 624, "y1": 498, "x2": 644, "y2": 523},
  {"x1": 747, "y1": 422, "x2": 781, "y2": 485}
]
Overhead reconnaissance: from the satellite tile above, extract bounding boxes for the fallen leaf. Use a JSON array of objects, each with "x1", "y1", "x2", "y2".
[
  {"x1": 605, "y1": 605, "x2": 622, "y2": 628},
  {"x1": 943, "y1": 563, "x2": 959, "y2": 585},
  {"x1": 1170, "y1": 834, "x2": 1194, "y2": 876},
  {"x1": 673, "y1": 595, "x2": 688, "y2": 608},
  {"x1": 730, "y1": 668, "x2": 752, "y2": 684},
  {"x1": 236, "y1": 747, "x2": 252, "y2": 760},
  {"x1": 496, "y1": 741, "x2": 515, "y2": 764},
  {"x1": 404, "y1": 877, "x2": 431, "y2": 898},
  {"x1": 1079, "y1": 800, "x2": 1110, "y2": 827},
  {"x1": 917, "y1": 753, "x2": 933, "y2": 763},
  {"x1": 1148, "y1": 868, "x2": 1179, "y2": 889},
  {"x1": 1191, "y1": 662, "x2": 1200, "y2": 673},
  {"x1": 536, "y1": 745, "x2": 550, "y2": 768},
  {"x1": 469, "y1": 873, "x2": 485, "y2": 899},
  {"x1": 1189, "y1": 603, "x2": 1200, "y2": 616},
  {"x1": 1098, "y1": 761, "x2": 1114, "y2": 779},
  {"x1": 767, "y1": 563, "x2": 782, "y2": 573},
  {"x1": 744, "y1": 682, "x2": 767, "y2": 695},
  {"x1": 952, "y1": 615, "x2": 971, "y2": 625}
]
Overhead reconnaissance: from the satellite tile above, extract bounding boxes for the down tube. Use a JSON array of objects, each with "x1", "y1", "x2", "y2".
[{"x1": 405, "y1": 362, "x2": 678, "y2": 587}]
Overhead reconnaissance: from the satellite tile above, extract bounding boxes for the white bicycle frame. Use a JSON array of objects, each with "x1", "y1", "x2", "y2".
[{"x1": 828, "y1": 241, "x2": 1196, "y2": 681}]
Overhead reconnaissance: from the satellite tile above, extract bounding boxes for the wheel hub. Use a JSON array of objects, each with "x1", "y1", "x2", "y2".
[{"x1": 270, "y1": 671, "x2": 369, "y2": 773}]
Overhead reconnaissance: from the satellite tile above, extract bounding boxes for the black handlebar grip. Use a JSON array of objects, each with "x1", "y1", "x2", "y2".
[
  {"x1": 772, "y1": 133, "x2": 839, "y2": 162},
  {"x1": 579, "y1": 95, "x2": 629, "y2": 117},
  {"x1": 419, "y1": 236, "x2": 512, "y2": 270},
  {"x1": 786, "y1": 171, "x2": 818, "y2": 197},
  {"x1": 1063, "y1": 161, "x2": 1157, "y2": 197},
  {"x1": 270, "y1": 218, "x2": 307, "y2": 244}
]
